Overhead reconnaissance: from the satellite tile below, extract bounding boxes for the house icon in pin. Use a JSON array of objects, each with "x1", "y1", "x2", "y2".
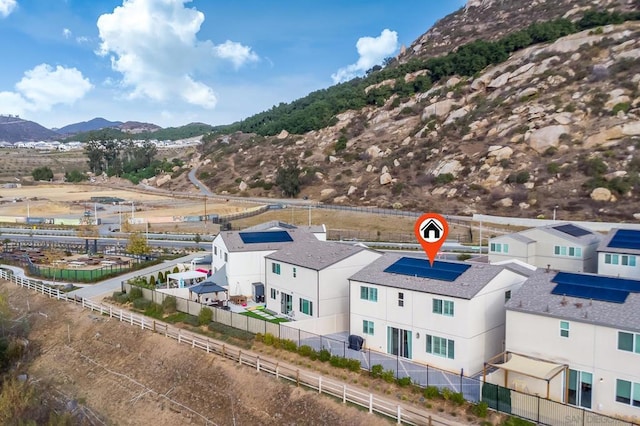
[{"x1": 420, "y1": 219, "x2": 443, "y2": 241}]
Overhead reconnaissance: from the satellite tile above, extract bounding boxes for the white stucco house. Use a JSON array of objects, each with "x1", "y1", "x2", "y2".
[
  {"x1": 490, "y1": 270, "x2": 640, "y2": 422},
  {"x1": 597, "y1": 228, "x2": 640, "y2": 279},
  {"x1": 348, "y1": 253, "x2": 533, "y2": 375},
  {"x1": 488, "y1": 223, "x2": 602, "y2": 273},
  {"x1": 211, "y1": 223, "x2": 325, "y2": 297},
  {"x1": 264, "y1": 240, "x2": 381, "y2": 319}
]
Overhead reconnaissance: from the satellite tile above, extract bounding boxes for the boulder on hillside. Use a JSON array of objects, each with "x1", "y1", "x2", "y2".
[
  {"x1": 528, "y1": 125, "x2": 570, "y2": 153},
  {"x1": 379, "y1": 172, "x2": 393, "y2": 185},
  {"x1": 276, "y1": 129, "x2": 289, "y2": 139},
  {"x1": 591, "y1": 187, "x2": 613, "y2": 202},
  {"x1": 421, "y1": 99, "x2": 459, "y2": 120}
]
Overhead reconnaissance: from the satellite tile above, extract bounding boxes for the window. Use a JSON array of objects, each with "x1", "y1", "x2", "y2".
[
  {"x1": 554, "y1": 245, "x2": 582, "y2": 257},
  {"x1": 618, "y1": 331, "x2": 640, "y2": 353},
  {"x1": 214, "y1": 246, "x2": 217, "y2": 255},
  {"x1": 224, "y1": 252, "x2": 228, "y2": 262},
  {"x1": 363, "y1": 320, "x2": 374, "y2": 335},
  {"x1": 271, "y1": 262, "x2": 281, "y2": 275},
  {"x1": 490, "y1": 243, "x2": 509, "y2": 253},
  {"x1": 293, "y1": 267, "x2": 297, "y2": 278},
  {"x1": 270, "y1": 288, "x2": 276, "y2": 299},
  {"x1": 616, "y1": 379, "x2": 640, "y2": 407},
  {"x1": 426, "y1": 335, "x2": 455, "y2": 359},
  {"x1": 433, "y1": 298, "x2": 454, "y2": 316},
  {"x1": 605, "y1": 253, "x2": 620, "y2": 265},
  {"x1": 560, "y1": 321, "x2": 570, "y2": 338},
  {"x1": 360, "y1": 286, "x2": 377, "y2": 302},
  {"x1": 621, "y1": 255, "x2": 637, "y2": 267},
  {"x1": 398, "y1": 292, "x2": 404, "y2": 307},
  {"x1": 505, "y1": 290, "x2": 512, "y2": 302},
  {"x1": 299, "y1": 298, "x2": 313, "y2": 316}
]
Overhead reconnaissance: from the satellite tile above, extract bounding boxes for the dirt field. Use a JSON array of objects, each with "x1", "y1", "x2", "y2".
[
  {"x1": 0, "y1": 183, "x2": 255, "y2": 223},
  {"x1": 4, "y1": 283, "x2": 397, "y2": 426}
]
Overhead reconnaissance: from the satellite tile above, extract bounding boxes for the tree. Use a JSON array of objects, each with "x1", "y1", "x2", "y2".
[
  {"x1": 275, "y1": 159, "x2": 302, "y2": 197},
  {"x1": 126, "y1": 232, "x2": 150, "y2": 256},
  {"x1": 31, "y1": 166, "x2": 53, "y2": 181}
]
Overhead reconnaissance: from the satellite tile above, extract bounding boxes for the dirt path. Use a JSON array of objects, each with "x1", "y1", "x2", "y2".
[{"x1": 3, "y1": 283, "x2": 411, "y2": 426}]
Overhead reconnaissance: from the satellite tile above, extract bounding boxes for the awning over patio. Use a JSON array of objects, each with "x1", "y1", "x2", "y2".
[
  {"x1": 189, "y1": 281, "x2": 227, "y2": 294},
  {"x1": 167, "y1": 270, "x2": 208, "y2": 281},
  {"x1": 488, "y1": 353, "x2": 566, "y2": 381}
]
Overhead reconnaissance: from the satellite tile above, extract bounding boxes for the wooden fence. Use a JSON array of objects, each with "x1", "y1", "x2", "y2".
[{"x1": 0, "y1": 269, "x2": 446, "y2": 426}]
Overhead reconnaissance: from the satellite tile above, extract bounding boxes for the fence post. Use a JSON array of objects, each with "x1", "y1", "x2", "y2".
[
  {"x1": 343, "y1": 341, "x2": 346, "y2": 358},
  {"x1": 496, "y1": 383, "x2": 500, "y2": 413},
  {"x1": 298, "y1": 328, "x2": 301, "y2": 347},
  {"x1": 427, "y1": 364, "x2": 429, "y2": 387},
  {"x1": 256, "y1": 356, "x2": 260, "y2": 372},
  {"x1": 537, "y1": 394, "x2": 540, "y2": 424},
  {"x1": 460, "y1": 368, "x2": 464, "y2": 394},
  {"x1": 397, "y1": 405, "x2": 401, "y2": 424},
  {"x1": 343, "y1": 384, "x2": 346, "y2": 403},
  {"x1": 369, "y1": 393, "x2": 373, "y2": 414},
  {"x1": 318, "y1": 376, "x2": 322, "y2": 394}
]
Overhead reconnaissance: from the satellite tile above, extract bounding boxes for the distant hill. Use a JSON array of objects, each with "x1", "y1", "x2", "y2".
[
  {"x1": 0, "y1": 115, "x2": 58, "y2": 143},
  {"x1": 64, "y1": 122, "x2": 216, "y2": 143},
  {"x1": 56, "y1": 117, "x2": 123, "y2": 135}
]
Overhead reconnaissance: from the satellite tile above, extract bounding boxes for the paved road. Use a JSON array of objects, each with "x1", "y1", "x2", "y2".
[{"x1": 187, "y1": 166, "x2": 214, "y2": 196}]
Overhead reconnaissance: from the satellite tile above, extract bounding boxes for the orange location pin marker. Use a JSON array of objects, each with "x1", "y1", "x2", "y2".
[{"x1": 414, "y1": 213, "x2": 449, "y2": 266}]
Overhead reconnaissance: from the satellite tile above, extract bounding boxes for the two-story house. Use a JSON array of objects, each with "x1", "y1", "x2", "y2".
[
  {"x1": 348, "y1": 253, "x2": 532, "y2": 375},
  {"x1": 488, "y1": 223, "x2": 602, "y2": 273},
  {"x1": 597, "y1": 228, "x2": 640, "y2": 279},
  {"x1": 492, "y1": 270, "x2": 640, "y2": 421},
  {"x1": 211, "y1": 225, "x2": 323, "y2": 297},
  {"x1": 264, "y1": 240, "x2": 381, "y2": 319}
]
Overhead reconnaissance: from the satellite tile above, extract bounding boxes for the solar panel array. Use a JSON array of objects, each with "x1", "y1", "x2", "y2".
[
  {"x1": 239, "y1": 230, "x2": 293, "y2": 244},
  {"x1": 383, "y1": 257, "x2": 471, "y2": 282},
  {"x1": 550, "y1": 271, "x2": 640, "y2": 303},
  {"x1": 608, "y1": 229, "x2": 640, "y2": 250},
  {"x1": 553, "y1": 224, "x2": 592, "y2": 238}
]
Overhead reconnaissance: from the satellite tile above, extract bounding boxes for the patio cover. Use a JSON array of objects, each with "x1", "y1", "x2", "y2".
[
  {"x1": 167, "y1": 270, "x2": 207, "y2": 281},
  {"x1": 488, "y1": 353, "x2": 566, "y2": 381},
  {"x1": 189, "y1": 281, "x2": 228, "y2": 294}
]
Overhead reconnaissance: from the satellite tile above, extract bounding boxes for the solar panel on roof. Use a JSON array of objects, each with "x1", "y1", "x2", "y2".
[
  {"x1": 551, "y1": 283, "x2": 629, "y2": 303},
  {"x1": 608, "y1": 229, "x2": 640, "y2": 250},
  {"x1": 383, "y1": 257, "x2": 471, "y2": 282},
  {"x1": 553, "y1": 224, "x2": 592, "y2": 237},
  {"x1": 553, "y1": 271, "x2": 640, "y2": 293},
  {"x1": 239, "y1": 231, "x2": 293, "y2": 244}
]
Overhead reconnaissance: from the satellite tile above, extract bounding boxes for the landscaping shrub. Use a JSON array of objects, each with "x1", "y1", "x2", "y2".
[
  {"x1": 198, "y1": 307, "x2": 213, "y2": 325},
  {"x1": 149, "y1": 275, "x2": 156, "y2": 287},
  {"x1": 297, "y1": 345, "x2": 314, "y2": 357},
  {"x1": 471, "y1": 401, "x2": 488, "y2": 418},
  {"x1": 329, "y1": 355, "x2": 347, "y2": 368},
  {"x1": 441, "y1": 387, "x2": 454, "y2": 401},
  {"x1": 133, "y1": 298, "x2": 151, "y2": 310},
  {"x1": 262, "y1": 333, "x2": 276, "y2": 345},
  {"x1": 318, "y1": 348, "x2": 331, "y2": 362},
  {"x1": 144, "y1": 302, "x2": 163, "y2": 318},
  {"x1": 371, "y1": 364, "x2": 384, "y2": 378},
  {"x1": 381, "y1": 369, "x2": 395, "y2": 383},
  {"x1": 112, "y1": 291, "x2": 129, "y2": 304},
  {"x1": 129, "y1": 287, "x2": 143, "y2": 301},
  {"x1": 346, "y1": 359, "x2": 361, "y2": 372},
  {"x1": 396, "y1": 376, "x2": 412, "y2": 387},
  {"x1": 162, "y1": 296, "x2": 177, "y2": 314},
  {"x1": 424, "y1": 385, "x2": 441, "y2": 399},
  {"x1": 451, "y1": 392, "x2": 466, "y2": 405},
  {"x1": 282, "y1": 339, "x2": 297, "y2": 352},
  {"x1": 172, "y1": 266, "x2": 179, "y2": 273}
]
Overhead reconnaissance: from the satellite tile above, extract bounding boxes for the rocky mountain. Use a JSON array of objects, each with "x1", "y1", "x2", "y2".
[
  {"x1": 188, "y1": 3, "x2": 640, "y2": 222},
  {"x1": 0, "y1": 115, "x2": 58, "y2": 142},
  {"x1": 400, "y1": 0, "x2": 637, "y2": 63},
  {"x1": 56, "y1": 117, "x2": 123, "y2": 135}
]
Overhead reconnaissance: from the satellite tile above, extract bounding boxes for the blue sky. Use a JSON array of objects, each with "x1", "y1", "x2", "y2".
[{"x1": 0, "y1": 0, "x2": 464, "y2": 129}]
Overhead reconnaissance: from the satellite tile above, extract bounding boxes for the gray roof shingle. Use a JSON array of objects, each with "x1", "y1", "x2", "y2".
[
  {"x1": 219, "y1": 228, "x2": 318, "y2": 252},
  {"x1": 265, "y1": 240, "x2": 376, "y2": 270},
  {"x1": 506, "y1": 270, "x2": 640, "y2": 333},
  {"x1": 348, "y1": 252, "x2": 522, "y2": 300}
]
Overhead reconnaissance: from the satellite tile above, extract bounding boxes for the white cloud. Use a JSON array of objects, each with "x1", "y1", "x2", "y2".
[
  {"x1": 0, "y1": 64, "x2": 93, "y2": 115},
  {"x1": 96, "y1": 0, "x2": 258, "y2": 109},
  {"x1": 0, "y1": 0, "x2": 17, "y2": 18},
  {"x1": 214, "y1": 40, "x2": 259, "y2": 69},
  {"x1": 331, "y1": 29, "x2": 399, "y2": 84},
  {"x1": 63, "y1": 28, "x2": 72, "y2": 38}
]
